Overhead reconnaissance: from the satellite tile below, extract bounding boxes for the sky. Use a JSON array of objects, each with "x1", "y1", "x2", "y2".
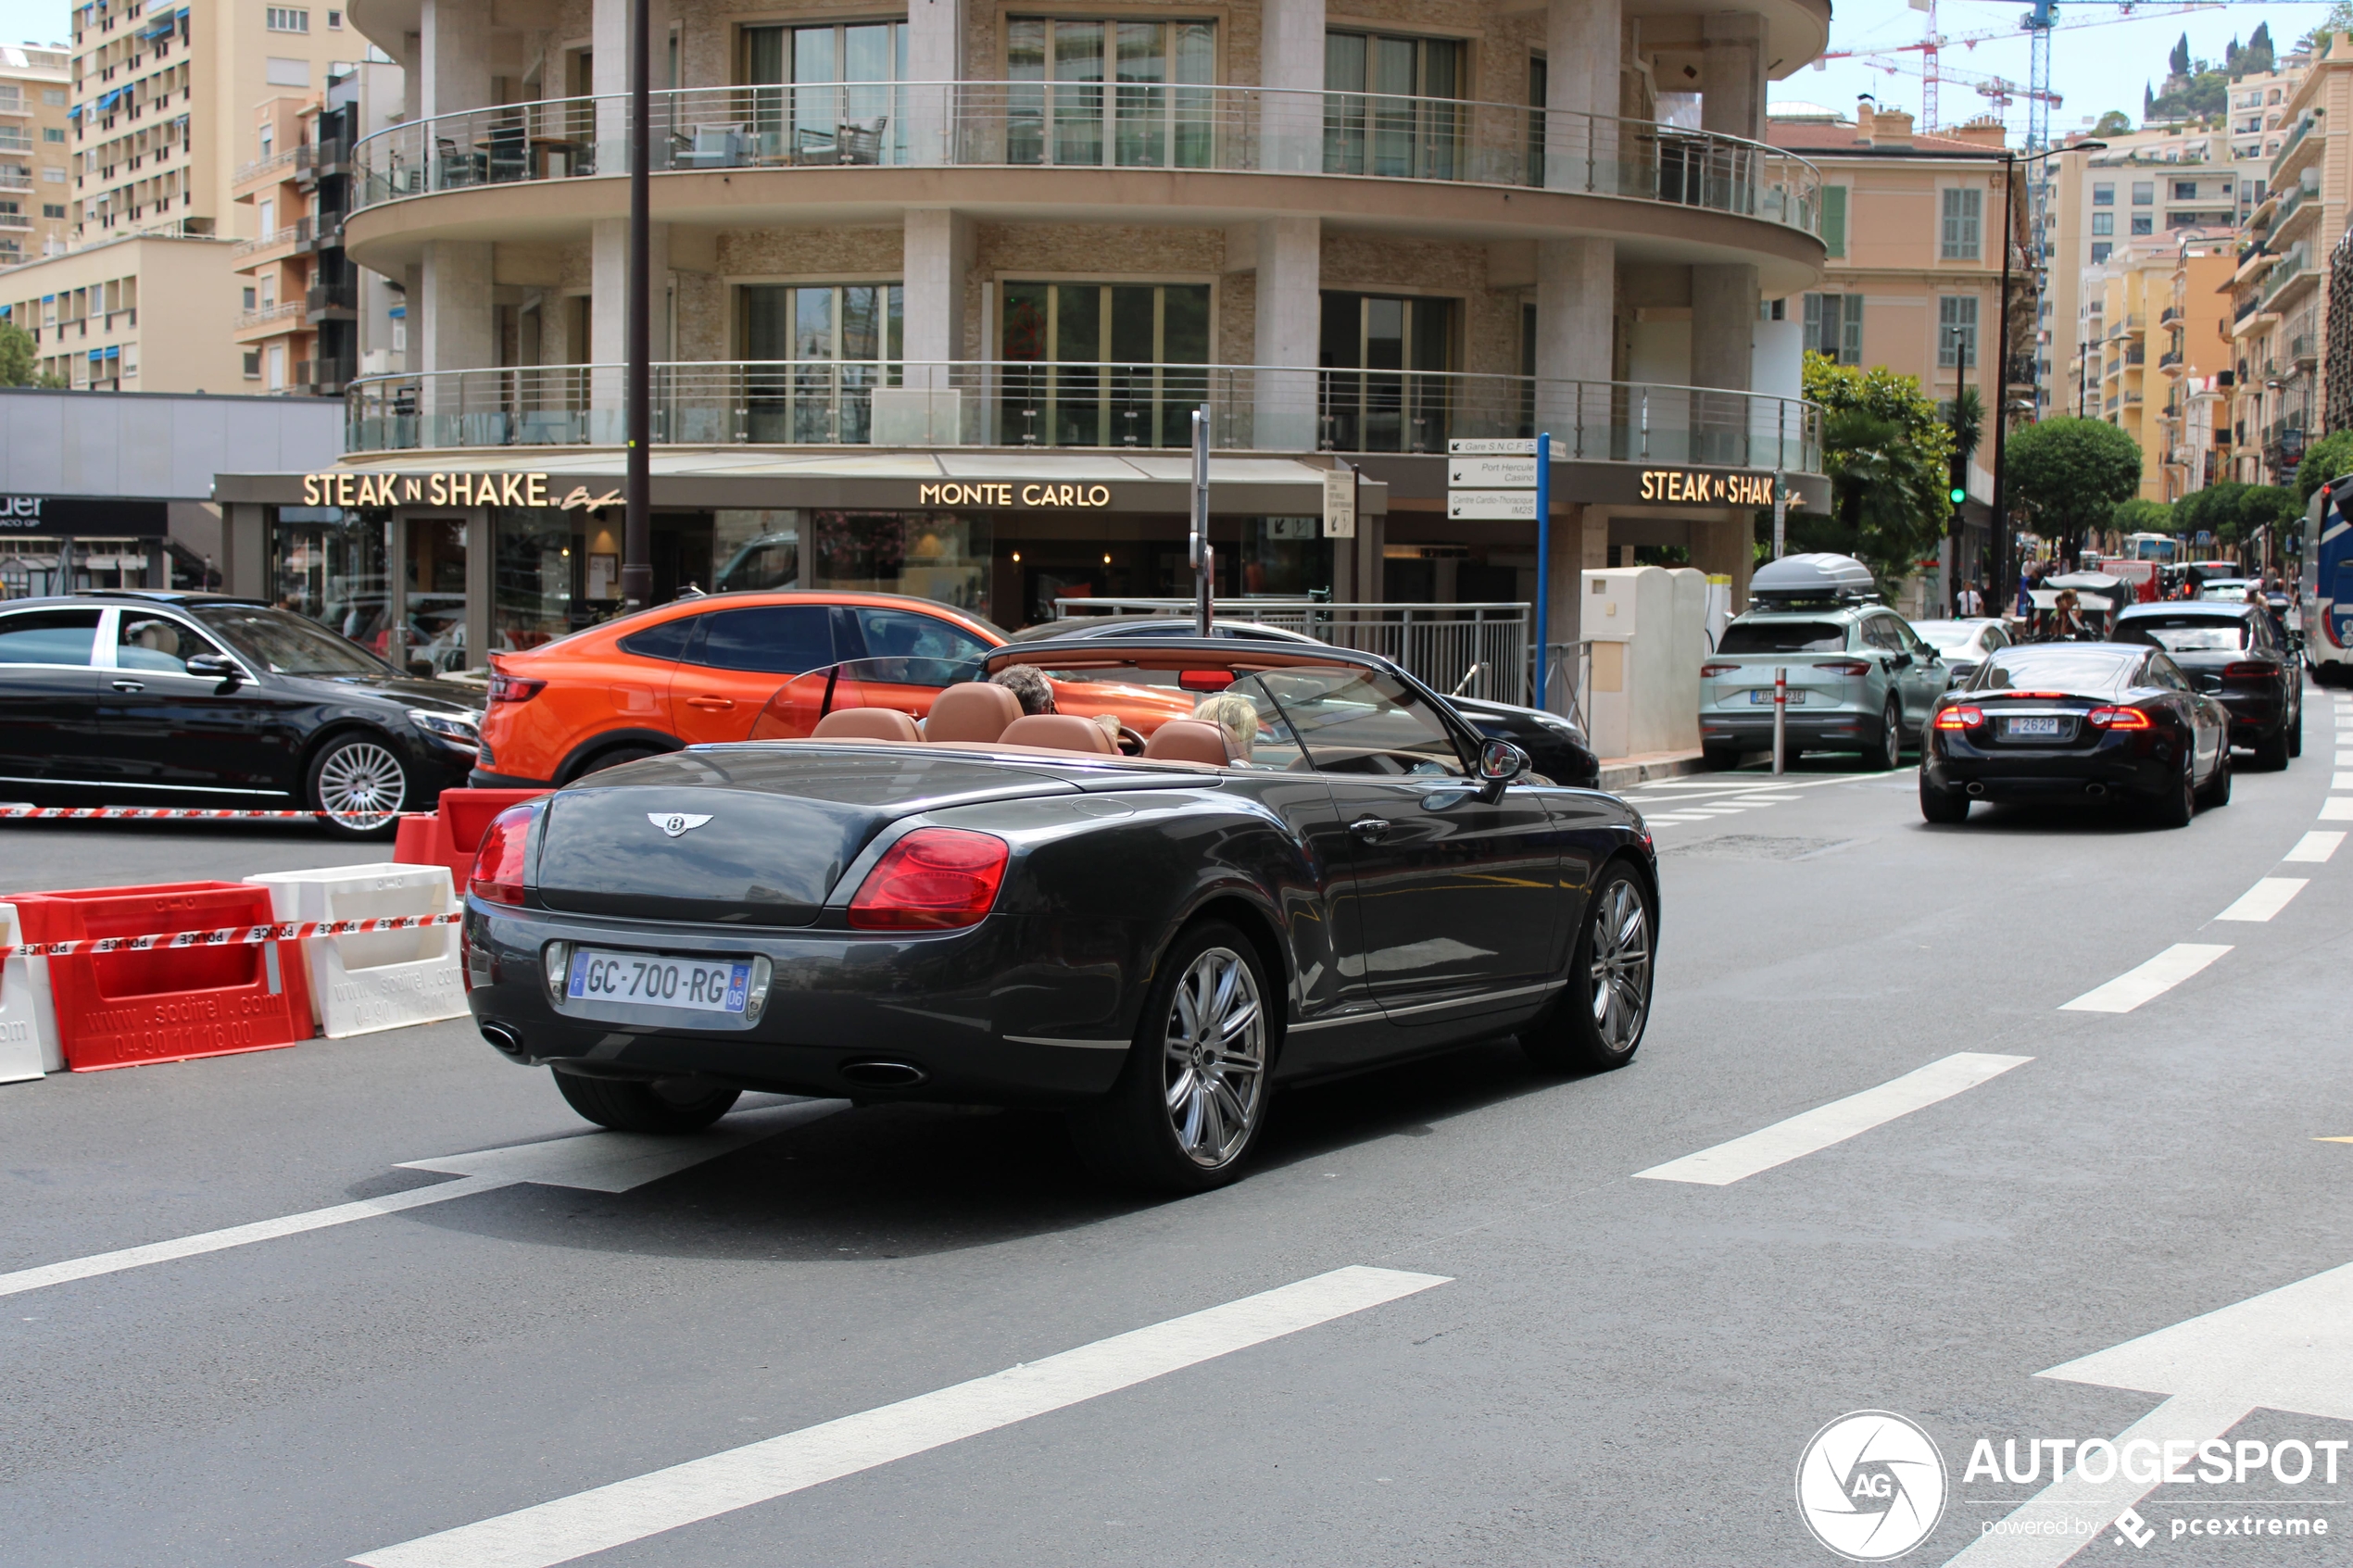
[{"x1": 0, "y1": 0, "x2": 2336, "y2": 142}]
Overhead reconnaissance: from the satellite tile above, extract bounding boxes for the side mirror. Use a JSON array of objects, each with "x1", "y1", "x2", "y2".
[
  {"x1": 185, "y1": 652, "x2": 242, "y2": 686},
  {"x1": 1476, "y1": 738, "x2": 1529, "y2": 798},
  {"x1": 1891, "y1": 652, "x2": 1913, "y2": 669}
]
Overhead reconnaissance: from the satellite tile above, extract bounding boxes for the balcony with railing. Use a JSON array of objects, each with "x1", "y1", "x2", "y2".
[
  {"x1": 345, "y1": 360, "x2": 1826, "y2": 474},
  {"x1": 232, "y1": 146, "x2": 296, "y2": 191},
  {"x1": 233, "y1": 300, "x2": 304, "y2": 335},
  {"x1": 2158, "y1": 348, "x2": 2184, "y2": 371},
  {"x1": 296, "y1": 136, "x2": 349, "y2": 185},
  {"x1": 2158, "y1": 305, "x2": 2182, "y2": 326},
  {"x1": 348, "y1": 83, "x2": 1825, "y2": 244},
  {"x1": 229, "y1": 224, "x2": 297, "y2": 260},
  {"x1": 306, "y1": 281, "x2": 355, "y2": 319}
]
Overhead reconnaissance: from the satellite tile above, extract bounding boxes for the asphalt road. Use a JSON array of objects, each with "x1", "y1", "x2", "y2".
[{"x1": 5, "y1": 714, "x2": 2353, "y2": 1567}]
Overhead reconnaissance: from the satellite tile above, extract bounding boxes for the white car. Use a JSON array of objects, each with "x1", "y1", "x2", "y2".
[{"x1": 1908, "y1": 618, "x2": 2011, "y2": 686}]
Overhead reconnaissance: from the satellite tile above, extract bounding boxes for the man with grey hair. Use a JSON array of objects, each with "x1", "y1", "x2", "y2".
[{"x1": 990, "y1": 663, "x2": 1055, "y2": 715}]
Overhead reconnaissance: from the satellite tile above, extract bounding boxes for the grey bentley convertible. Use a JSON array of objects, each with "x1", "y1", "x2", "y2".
[{"x1": 459, "y1": 636, "x2": 1658, "y2": 1192}]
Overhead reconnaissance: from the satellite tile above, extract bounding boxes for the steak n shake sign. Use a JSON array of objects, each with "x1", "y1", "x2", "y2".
[{"x1": 299, "y1": 471, "x2": 623, "y2": 509}]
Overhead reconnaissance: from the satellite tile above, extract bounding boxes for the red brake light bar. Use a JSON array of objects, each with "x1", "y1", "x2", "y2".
[
  {"x1": 1701, "y1": 662, "x2": 1739, "y2": 677},
  {"x1": 1818, "y1": 660, "x2": 1872, "y2": 677}
]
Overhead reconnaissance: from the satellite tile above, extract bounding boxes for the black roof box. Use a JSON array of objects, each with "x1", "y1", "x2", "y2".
[{"x1": 1749, "y1": 553, "x2": 1877, "y2": 603}]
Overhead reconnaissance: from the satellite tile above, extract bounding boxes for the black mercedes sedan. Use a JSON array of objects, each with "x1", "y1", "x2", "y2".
[
  {"x1": 1005, "y1": 613, "x2": 1602, "y2": 788},
  {"x1": 461, "y1": 637, "x2": 1656, "y2": 1192},
  {"x1": 0, "y1": 591, "x2": 484, "y2": 834},
  {"x1": 2110, "y1": 600, "x2": 2303, "y2": 768},
  {"x1": 1919, "y1": 642, "x2": 2231, "y2": 826}
]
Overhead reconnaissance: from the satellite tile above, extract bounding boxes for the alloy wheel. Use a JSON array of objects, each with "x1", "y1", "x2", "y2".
[
  {"x1": 1161, "y1": 946, "x2": 1266, "y2": 1169},
  {"x1": 1588, "y1": 879, "x2": 1653, "y2": 1054},
  {"x1": 316, "y1": 740, "x2": 407, "y2": 829}
]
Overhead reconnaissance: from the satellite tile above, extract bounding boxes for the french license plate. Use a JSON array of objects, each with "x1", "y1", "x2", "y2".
[
  {"x1": 2005, "y1": 715, "x2": 2064, "y2": 738},
  {"x1": 1748, "y1": 689, "x2": 1806, "y2": 705},
  {"x1": 567, "y1": 948, "x2": 750, "y2": 1014}
]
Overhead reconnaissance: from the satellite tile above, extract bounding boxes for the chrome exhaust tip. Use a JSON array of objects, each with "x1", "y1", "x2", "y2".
[
  {"x1": 840, "y1": 1060, "x2": 928, "y2": 1089},
  {"x1": 2085, "y1": 783, "x2": 2108, "y2": 797},
  {"x1": 1965, "y1": 782, "x2": 1986, "y2": 797},
  {"x1": 480, "y1": 1021, "x2": 525, "y2": 1056}
]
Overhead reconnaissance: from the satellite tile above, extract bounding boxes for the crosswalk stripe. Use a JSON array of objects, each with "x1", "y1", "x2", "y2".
[
  {"x1": 2323, "y1": 798, "x2": 2353, "y2": 822},
  {"x1": 1632, "y1": 1053, "x2": 2032, "y2": 1186},
  {"x1": 347, "y1": 1265, "x2": 1451, "y2": 1568},
  {"x1": 2059, "y1": 943, "x2": 2233, "y2": 1013},
  {"x1": 2213, "y1": 877, "x2": 2309, "y2": 922},
  {"x1": 2284, "y1": 831, "x2": 2345, "y2": 862}
]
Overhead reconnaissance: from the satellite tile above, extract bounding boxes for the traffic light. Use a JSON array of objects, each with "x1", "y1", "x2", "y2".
[{"x1": 1948, "y1": 485, "x2": 1968, "y2": 507}]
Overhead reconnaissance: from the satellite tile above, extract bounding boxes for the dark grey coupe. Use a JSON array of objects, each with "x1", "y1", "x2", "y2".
[{"x1": 460, "y1": 638, "x2": 1658, "y2": 1192}]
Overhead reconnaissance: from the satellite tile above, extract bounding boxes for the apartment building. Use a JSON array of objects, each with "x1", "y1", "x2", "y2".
[
  {"x1": 2155, "y1": 232, "x2": 2233, "y2": 497},
  {"x1": 2222, "y1": 33, "x2": 2353, "y2": 484},
  {"x1": 2071, "y1": 228, "x2": 2231, "y2": 501},
  {"x1": 2042, "y1": 57, "x2": 2301, "y2": 421},
  {"x1": 0, "y1": 229, "x2": 244, "y2": 388},
  {"x1": 0, "y1": 45, "x2": 74, "y2": 269},
  {"x1": 208, "y1": 0, "x2": 1837, "y2": 680}
]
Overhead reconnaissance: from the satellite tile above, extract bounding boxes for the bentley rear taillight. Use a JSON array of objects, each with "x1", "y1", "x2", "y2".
[
  {"x1": 848, "y1": 829, "x2": 1010, "y2": 932},
  {"x1": 470, "y1": 804, "x2": 537, "y2": 906}
]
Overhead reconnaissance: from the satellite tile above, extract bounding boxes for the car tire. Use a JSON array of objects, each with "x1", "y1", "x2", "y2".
[
  {"x1": 1702, "y1": 746, "x2": 1744, "y2": 771},
  {"x1": 1866, "y1": 698, "x2": 1903, "y2": 769},
  {"x1": 2197, "y1": 747, "x2": 2233, "y2": 808},
  {"x1": 1068, "y1": 920, "x2": 1274, "y2": 1194},
  {"x1": 2288, "y1": 693, "x2": 2303, "y2": 758},
  {"x1": 551, "y1": 1068, "x2": 740, "y2": 1133},
  {"x1": 307, "y1": 733, "x2": 409, "y2": 838},
  {"x1": 1521, "y1": 860, "x2": 1655, "y2": 1076},
  {"x1": 2254, "y1": 717, "x2": 2291, "y2": 771},
  {"x1": 1919, "y1": 773, "x2": 1970, "y2": 823},
  {"x1": 2146, "y1": 747, "x2": 2196, "y2": 828}
]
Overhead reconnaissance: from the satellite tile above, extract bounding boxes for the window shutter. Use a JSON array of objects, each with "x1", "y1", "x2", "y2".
[
  {"x1": 1841, "y1": 295, "x2": 1863, "y2": 365},
  {"x1": 1821, "y1": 185, "x2": 1847, "y2": 257}
]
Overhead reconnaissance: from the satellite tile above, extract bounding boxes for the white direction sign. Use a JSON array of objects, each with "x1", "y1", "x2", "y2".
[
  {"x1": 1448, "y1": 490, "x2": 1538, "y2": 521},
  {"x1": 1321, "y1": 470, "x2": 1356, "y2": 538},
  {"x1": 1447, "y1": 457, "x2": 1538, "y2": 490},
  {"x1": 1447, "y1": 437, "x2": 1536, "y2": 457},
  {"x1": 1948, "y1": 1257, "x2": 2353, "y2": 1567}
]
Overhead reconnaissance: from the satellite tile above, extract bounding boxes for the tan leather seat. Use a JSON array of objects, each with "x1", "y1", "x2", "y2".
[
  {"x1": 925, "y1": 682, "x2": 1024, "y2": 743},
  {"x1": 812, "y1": 707, "x2": 922, "y2": 742},
  {"x1": 1140, "y1": 718, "x2": 1231, "y2": 767},
  {"x1": 999, "y1": 713, "x2": 1117, "y2": 755}
]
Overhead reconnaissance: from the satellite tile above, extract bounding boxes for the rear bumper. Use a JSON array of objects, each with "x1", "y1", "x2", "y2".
[
  {"x1": 462, "y1": 899, "x2": 1138, "y2": 1105},
  {"x1": 1700, "y1": 709, "x2": 1880, "y2": 749},
  {"x1": 1924, "y1": 737, "x2": 2172, "y2": 799}
]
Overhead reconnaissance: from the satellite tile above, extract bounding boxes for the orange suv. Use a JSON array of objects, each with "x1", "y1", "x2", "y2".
[{"x1": 471, "y1": 591, "x2": 1009, "y2": 787}]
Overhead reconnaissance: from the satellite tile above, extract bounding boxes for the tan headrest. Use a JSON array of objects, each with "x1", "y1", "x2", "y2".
[
  {"x1": 925, "y1": 681, "x2": 1026, "y2": 743},
  {"x1": 999, "y1": 713, "x2": 1117, "y2": 755},
  {"x1": 1140, "y1": 718, "x2": 1231, "y2": 767},
  {"x1": 812, "y1": 707, "x2": 922, "y2": 742}
]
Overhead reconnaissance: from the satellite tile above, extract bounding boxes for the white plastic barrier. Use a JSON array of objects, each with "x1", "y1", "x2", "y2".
[
  {"x1": 243, "y1": 864, "x2": 466, "y2": 1038},
  {"x1": 0, "y1": 900, "x2": 60, "y2": 1081}
]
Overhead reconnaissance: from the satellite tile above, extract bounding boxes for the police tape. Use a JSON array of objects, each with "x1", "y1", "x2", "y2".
[
  {"x1": 0, "y1": 806, "x2": 346, "y2": 822},
  {"x1": 0, "y1": 912, "x2": 464, "y2": 960}
]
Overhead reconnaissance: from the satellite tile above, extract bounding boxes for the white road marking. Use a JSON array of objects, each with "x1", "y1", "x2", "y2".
[
  {"x1": 2322, "y1": 798, "x2": 2353, "y2": 822},
  {"x1": 1632, "y1": 1053, "x2": 2032, "y2": 1186},
  {"x1": 2284, "y1": 831, "x2": 2345, "y2": 862},
  {"x1": 348, "y1": 1264, "x2": 1451, "y2": 1568},
  {"x1": 2213, "y1": 877, "x2": 2309, "y2": 922},
  {"x1": 0, "y1": 1101, "x2": 844, "y2": 1298},
  {"x1": 1948, "y1": 1257, "x2": 2353, "y2": 1566},
  {"x1": 2334, "y1": 750, "x2": 2353, "y2": 766},
  {"x1": 2058, "y1": 944, "x2": 2233, "y2": 1013},
  {"x1": 2335, "y1": 773, "x2": 2353, "y2": 791}
]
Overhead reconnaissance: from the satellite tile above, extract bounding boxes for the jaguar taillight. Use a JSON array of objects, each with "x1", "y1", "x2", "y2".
[
  {"x1": 2084, "y1": 706, "x2": 2154, "y2": 730},
  {"x1": 1933, "y1": 706, "x2": 1984, "y2": 730}
]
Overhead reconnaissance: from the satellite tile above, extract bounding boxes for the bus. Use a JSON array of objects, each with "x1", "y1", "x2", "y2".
[
  {"x1": 2301, "y1": 474, "x2": 2353, "y2": 684},
  {"x1": 2120, "y1": 532, "x2": 2178, "y2": 564}
]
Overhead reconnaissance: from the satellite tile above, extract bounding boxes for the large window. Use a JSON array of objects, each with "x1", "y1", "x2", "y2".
[
  {"x1": 741, "y1": 21, "x2": 908, "y2": 165},
  {"x1": 1937, "y1": 295, "x2": 1979, "y2": 370},
  {"x1": 2092, "y1": 212, "x2": 2114, "y2": 236},
  {"x1": 1803, "y1": 293, "x2": 1863, "y2": 366},
  {"x1": 1323, "y1": 31, "x2": 1463, "y2": 179},
  {"x1": 1941, "y1": 187, "x2": 1982, "y2": 260},
  {"x1": 1318, "y1": 291, "x2": 1456, "y2": 452},
  {"x1": 741, "y1": 282, "x2": 903, "y2": 444},
  {"x1": 1000, "y1": 281, "x2": 1211, "y2": 447},
  {"x1": 1006, "y1": 18, "x2": 1215, "y2": 169}
]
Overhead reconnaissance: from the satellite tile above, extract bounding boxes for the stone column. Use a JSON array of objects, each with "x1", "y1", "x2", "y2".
[
  {"x1": 905, "y1": 0, "x2": 961, "y2": 165},
  {"x1": 900, "y1": 208, "x2": 974, "y2": 441},
  {"x1": 419, "y1": 240, "x2": 494, "y2": 445},
  {"x1": 1546, "y1": 0, "x2": 1621, "y2": 194},
  {"x1": 1253, "y1": 216, "x2": 1320, "y2": 450},
  {"x1": 1700, "y1": 13, "x2": 1765, "y2": 142},
  {"x1": 591, "y1": 218, "x2": 668, "y2": 444},
  {"x1": 1534, "y1": 236, "x2": 1613, "y2": 448},
  {"x1": 418, "y1": 0, "x2": 491, "y2": 120},
  {"x1": 1258, "y1": 0, "x2": 1324, "y2": 173},
  {"x1": 1690, "y1": 262, "x2": 1756, "y2": 462}
]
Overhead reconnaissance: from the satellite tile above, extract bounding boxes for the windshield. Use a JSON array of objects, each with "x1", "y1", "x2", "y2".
[
  {"x1": 1973, "y1": 646, "x2": 2143, "y2": 694},
  {"x1": 1718, "y1": 621, "x2": 1848, "y2": 654},
  {"x1": 2115, "y1": 616, "x2": 2246, "y2": 654},
  {"x1": 1909, "y1": 621, "x2": 1980, "y2": 652},
  {"x1": 193, "y1": 605, "x2": 393, "y2": 676}
]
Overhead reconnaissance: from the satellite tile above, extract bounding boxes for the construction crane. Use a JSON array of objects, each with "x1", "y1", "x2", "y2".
[{"x1": 1844, "y1": 52, "x2": 2056, "y2": 121}]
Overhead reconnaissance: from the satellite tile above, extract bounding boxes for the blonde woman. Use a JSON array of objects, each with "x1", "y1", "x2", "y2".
[{"x1": 1192, "y1": 693, "x2": 1261, "y2": 762}]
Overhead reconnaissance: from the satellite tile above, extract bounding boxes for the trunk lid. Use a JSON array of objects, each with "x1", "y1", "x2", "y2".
[{"x1": 533, "y1": 748, "x2": 1089, "y2": 926}]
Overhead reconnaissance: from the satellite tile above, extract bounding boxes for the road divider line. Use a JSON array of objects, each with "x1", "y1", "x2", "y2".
[
  {"x1": 2336, "y1": 773, "x2": 2353, "y2": 791},
  {"x1": 347, "y1": 1264, "x2": 1452, "y2": 1568},
  {"x1": 2213, "y1": 877, "x2": 2309, "y2": 922},
  {"x1": 0, "y1": 1101, "x2": 844, "y2": 1298},
  {"x1": 2058, "y1": 944, "x2": 2233, "y2": 1013},
  {"x1": 1632, "y1": 1053, "x2": 2032, "y2": 1186},
  {"x1": 2322, "y1": 799, "x2": 2353, "y2": 822},
  {"x1": 2285, "y1": 831, "x2": 2346, "y2": 862}
]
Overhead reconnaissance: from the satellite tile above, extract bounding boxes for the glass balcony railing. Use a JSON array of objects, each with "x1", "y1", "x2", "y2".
[
  {"x1": 349, "y1": 82, "x2": 1823, "y2": 240},
  {"x1": 345, "y1": 359, "x2": 1826, "y2": 473}
]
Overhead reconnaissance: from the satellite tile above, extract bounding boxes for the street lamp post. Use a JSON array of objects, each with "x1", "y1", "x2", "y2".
[{"x1": 620, "y1": 0, "x2": 652, "y2": 611}]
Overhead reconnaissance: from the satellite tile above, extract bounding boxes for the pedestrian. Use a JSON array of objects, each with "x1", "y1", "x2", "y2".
[
  {"x1": 1956, "y1": 582, "x2": 1985, "y2": 618},
  {"x1": 2049, "y1": 589, "x2": 2087, "y2": 642}
]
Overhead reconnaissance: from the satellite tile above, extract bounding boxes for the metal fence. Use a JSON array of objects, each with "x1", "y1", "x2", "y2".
[{"x1": 1050, "y1": 596, "x2": 1530, "y2": 706}]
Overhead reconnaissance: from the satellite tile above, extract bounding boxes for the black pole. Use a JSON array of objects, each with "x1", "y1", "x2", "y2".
[
  {"x1": 1992, "y1": 149, "x2": 2018, "y2": 613},
  {"x1": 620, "y1": 0, "x2": 652, "y2": 611}
]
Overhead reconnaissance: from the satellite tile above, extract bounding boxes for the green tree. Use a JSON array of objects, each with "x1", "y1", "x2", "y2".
[
  {"x1": 2294, "y1": 429, "x2": 2353, "y2": 504},
  {"x1": 1763, "y1": 353, "x2": 1956, "y2": 588},
  {"x1": 2095, "y1": 109, "x2": 2134, "y2": 137},
  {"x1": 2111, "y1": 497, "x2": 2176, "y2": 535},
  {"x1": 2241, "y1": 484, "x2": 2299, "y2": 544},
  {"x1": 2005, "y1": 417, "x2": 2145, "y2": 558},
  {"x1": 2170, "y1": 32, "x2": 2192, "y2": 77},
  {"x1": 2301, "y1": 1, "x2": 2352, "y2": 53},
  {"x1": 0, "y1": 320, "x2": 38, "y2": 386}
]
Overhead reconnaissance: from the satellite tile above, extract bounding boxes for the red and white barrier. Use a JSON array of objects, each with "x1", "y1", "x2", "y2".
[
  {"x1": 0, "y1": 806, "x2": 340, "y2": 822},
  {"x1": 0, "y1": 911, "x2": 462, "y2": 960},
  {"x1": 245, "y1": 865, "x2": 467, "y2": 1038},
  {"x1": 0, "y1": 901, "x2": 58, "y2": 1083}
]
